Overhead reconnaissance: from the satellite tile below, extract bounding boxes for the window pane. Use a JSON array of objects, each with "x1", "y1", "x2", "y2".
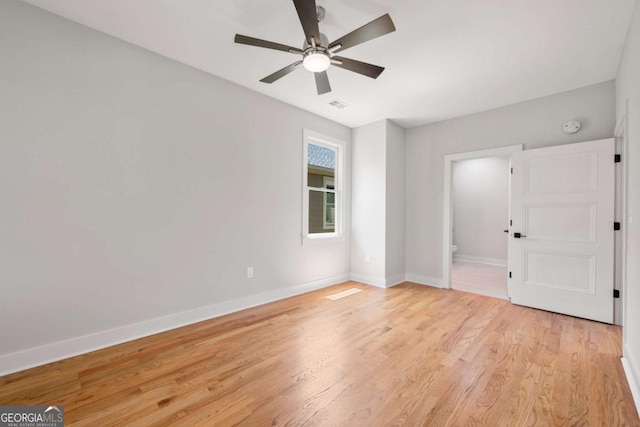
[
  {"x1": 324, "y1": 190, "x2": 335, "y2": 229},
  {"x1": 307, "y1": 143, "x2": 335, "y2": 187},
  {"x1": 324, "y1": 177, "x2": 335, "y2": 190},
  {"x1": 325, "y1": 203, "x2": 335, "y2": 227},
  {"x1": 309, "y1": 189, "x2": 335, "y2": 234},
  {"x1": 326, "y1": 192, "x2": 335, "y2": 204}
]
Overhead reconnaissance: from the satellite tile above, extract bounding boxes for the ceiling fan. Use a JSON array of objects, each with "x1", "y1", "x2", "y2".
[{"x1": 234, "y1": 0, "x2": 396, "y2": 95}]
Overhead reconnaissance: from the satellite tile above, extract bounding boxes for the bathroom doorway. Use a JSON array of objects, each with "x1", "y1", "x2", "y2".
[
  {"x1": 450, "y1": 156, "x2": 510, "y2": 299},
  {"x1": 442, "y1": 145, "x2": 522, "y2": 298}
]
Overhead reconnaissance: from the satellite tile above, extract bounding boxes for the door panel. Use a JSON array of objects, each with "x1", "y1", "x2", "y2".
[
  {"x1": 525, "y1": 203, "x2": 596, "y2": 242},
  {"x1": 524, "y1": 251, "x2": 595, "y2": 293},
  {"x1": 525, "y1": 152, "x2": 597, "y2": 193},
  {"x1": 509, "y1": 139, "x2": 615, "y2": 323}
]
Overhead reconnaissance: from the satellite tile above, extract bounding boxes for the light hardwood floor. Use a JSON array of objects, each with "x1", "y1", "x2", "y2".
[
  {"x1": 452, "y1": 259, "x2": 509, "y2": 300},
  {"x1": 1, "y1": 282, "x2": 638, "y2": 426}
]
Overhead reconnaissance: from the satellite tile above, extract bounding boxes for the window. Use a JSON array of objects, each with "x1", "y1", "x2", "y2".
[
  {"x1": 322, "y1": 176, "x2": 335, "y2": 230},
  {"x1": 303, "y1": 129, "x2": 344, "y2": 242}
]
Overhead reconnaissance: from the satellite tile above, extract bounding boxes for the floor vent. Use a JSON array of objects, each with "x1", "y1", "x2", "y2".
[
  {"x1": 326, "y1": 288, "x2": 363, "y2": 301},
  {"x1": 329, "y1": 99, "x2": 348, "y2": 109}
]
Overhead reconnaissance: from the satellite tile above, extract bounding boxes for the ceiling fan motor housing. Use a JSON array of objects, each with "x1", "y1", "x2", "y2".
[{"x1": 302, "y1": 33, "x2": 331, "y2": 72}]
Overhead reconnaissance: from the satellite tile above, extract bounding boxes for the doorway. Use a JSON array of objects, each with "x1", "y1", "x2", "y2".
[
  {"x1": 442, "y1": 145, "x2": 523, "y2": 294},
  {"x1": 451, "y1": 156, "x2": 510, "y2": 299}
]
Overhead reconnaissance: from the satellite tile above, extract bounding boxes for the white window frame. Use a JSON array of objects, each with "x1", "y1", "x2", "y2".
[
  {"x1": 322, "y1": 176, "x2": 335, "y2": 230},
  {"x1": 302, "y1": 129, "x2": 345, "y2": 244}
]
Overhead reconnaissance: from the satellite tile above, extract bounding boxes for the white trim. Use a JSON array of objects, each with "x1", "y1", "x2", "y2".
[
  {"x1": 442, "y1": 145, "x2": 523, "y2": 290},
  {"x1": 453, "y1": 255, "x2": 508, "y2": 266},
  {"x1": 614, "y1": 105, "x2": 629, "y2": 332},
  {"x1": 350, "y1": 273, "x2": 406, "y2": 288},
  {"x1": 622, "y1": 344, "x2": 640, "y2": 418},
  {"x1": 0, "y1": 274, "x2": 350, "y2": 376},
  {"x1": 615, "y1": 109, "x2": 628, "y2": 137},
  {"x1": 322, "y1": 176, "x2": 336, "y2": 230},
  {"x1": 302, "y1": 129, "x2": 345, "y2": 244},
  {"x1": 405, "y1": 274, "x2": 444, "y2": 288},
  {"x1": 302, "y1": 234, "x2": 346, "y2": 245},
  {"x1": 385, "y1": 274, "x2": 406, "y2": 288},
  {"x1": 301, "y1": 234, "x2": 346, "y2": 245},
  {"x1": 350, "y1": 273, "x2": 387, "y2": 288}
]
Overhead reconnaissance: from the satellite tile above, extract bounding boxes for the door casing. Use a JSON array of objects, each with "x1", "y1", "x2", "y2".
[{"x1": 442, "y1": 144, "x2": 523, "y2": 290}]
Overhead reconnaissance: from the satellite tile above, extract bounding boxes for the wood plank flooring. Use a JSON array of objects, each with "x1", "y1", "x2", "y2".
[{"x1": 1, "y1": 282, "x2": 638, "y2": 426}]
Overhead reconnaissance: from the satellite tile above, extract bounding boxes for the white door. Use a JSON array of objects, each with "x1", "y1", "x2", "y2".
[{"x1": 509, "y1": 139, "x2": 615, "y2": 323}]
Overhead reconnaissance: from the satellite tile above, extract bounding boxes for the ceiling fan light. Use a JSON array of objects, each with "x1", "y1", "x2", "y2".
[{"x1": 303, "y1": 52, "x2": 330, "y2": 72}]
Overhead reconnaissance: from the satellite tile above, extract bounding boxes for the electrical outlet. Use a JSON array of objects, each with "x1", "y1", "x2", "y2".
[
  {"x1": 247, "y1": 267, "x2": 254, "y2": 278},
  {"x1": 365, "y1": 254, "x2": 371, "y2": 264}
]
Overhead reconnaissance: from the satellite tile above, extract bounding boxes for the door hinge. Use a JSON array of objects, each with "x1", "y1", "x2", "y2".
[
  {"x1": 614, "y1": 222, "x2": 621, "y2": 231},
  {"x1": 509, "y1": 271, "x2": 512, "y2": 278},
  {"x1": 614, "y1": 289, "x2": 620, "y2": 298},
  {"x1": 510, "y1": 167, "x2": 513, "y2": 174},
  {"x1": 510, "y1": 219, "x2": 512, "y2": 226},
  {"x1": 615, "y1": 154, "x2": 621, "y2": 163}
]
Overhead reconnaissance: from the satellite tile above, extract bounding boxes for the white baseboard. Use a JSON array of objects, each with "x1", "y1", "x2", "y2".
[
  {"x1": 453, "y1": 255, "x2": 507, "y2": 266},
  {"x1": 622, "y1": 345, "x2": 640, "y2": 418},
  {"x1": 0, "y1": 274, "x2": 350, "y2": 377},
  {"x1": 349, "y1": 273, "x2": 407, "y2": 289},
  {"x1": 405, "y1": 274, "x2": 443, "y2": 288},
  {"x1": 385, "y1": 274, "x2": 406, "y2": 288},
  {"x1": 350, "y1": 273, "x2": 387, "y2": 288}
]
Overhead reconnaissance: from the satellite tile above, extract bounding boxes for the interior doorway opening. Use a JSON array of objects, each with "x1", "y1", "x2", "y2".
[
  {"x1": 451, "y1": 156, "x2": 510, "y2": 299},
  {"x1": 442, "y1": 145, "x2": 523, "y2": 294}
]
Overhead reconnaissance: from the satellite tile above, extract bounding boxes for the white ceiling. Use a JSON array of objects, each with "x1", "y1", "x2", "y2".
[{"x1": 21, "y1": 0, "x2": 635, "y2": 128}]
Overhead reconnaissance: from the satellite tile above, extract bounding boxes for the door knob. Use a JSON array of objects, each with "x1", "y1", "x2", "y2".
[{"x1": 514, "y1": 232, "x2": 527, "y2": 238}]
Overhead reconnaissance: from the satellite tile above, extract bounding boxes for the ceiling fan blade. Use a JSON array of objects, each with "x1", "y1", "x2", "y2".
[
  {"x1": 260, "y1": 61, "x2": 304, "y2": 84},
  {"x1": 329, "y1": 14, "x2": 395, "y2": 53},
  {"x1": 313, "y1": 71, "x2": 331, "y2": 95},
  {"x1": 235, "y1": 34, "x2": 303, "y2": 54},
  {"x1": 332, "y1": 57, "x2": 385, "y2": 79},
  {"x1": 314, "y1": 71, "x2": 331, "y2": 95},
  {"x1": 293, "y1": 0, "x2": 321, "y2": 45}
]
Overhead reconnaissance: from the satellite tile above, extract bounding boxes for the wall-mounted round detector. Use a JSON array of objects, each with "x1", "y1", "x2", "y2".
[{"x1": 563, "y1": 120, "x2": 581, "y2": 134}]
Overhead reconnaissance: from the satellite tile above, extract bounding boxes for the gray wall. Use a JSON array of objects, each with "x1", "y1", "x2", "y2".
[
  {"x1": 385, "y1": 121, "x2": 406, "y2": 282},
  {"x1": 406, "y1": 80, "x2": 616, "y2": 285},
  {"x1": 452, "y1": 156, "x2": 510, "y2": 265},
  {"x1": 0, "y1": 0, "x2": 351, "y2": 360},
  {"x1": 616, "y1": 0, "x2": 640, "y2": 404},
  {"x1": 350, "y1": 120, "x2": 387, "y2": 284},
  {"x1": 350, "y1": 119, "x2": 406, "y2": 287}
]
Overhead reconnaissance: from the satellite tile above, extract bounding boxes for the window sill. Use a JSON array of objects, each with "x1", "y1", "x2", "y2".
[{"x1": 302, "y1": 234, "x2": 346, "y2": 246}]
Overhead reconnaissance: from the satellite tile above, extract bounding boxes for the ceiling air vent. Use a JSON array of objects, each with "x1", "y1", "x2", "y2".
[{"x1": 329, "y1": 99, "x2": 348, "y2": 109}]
